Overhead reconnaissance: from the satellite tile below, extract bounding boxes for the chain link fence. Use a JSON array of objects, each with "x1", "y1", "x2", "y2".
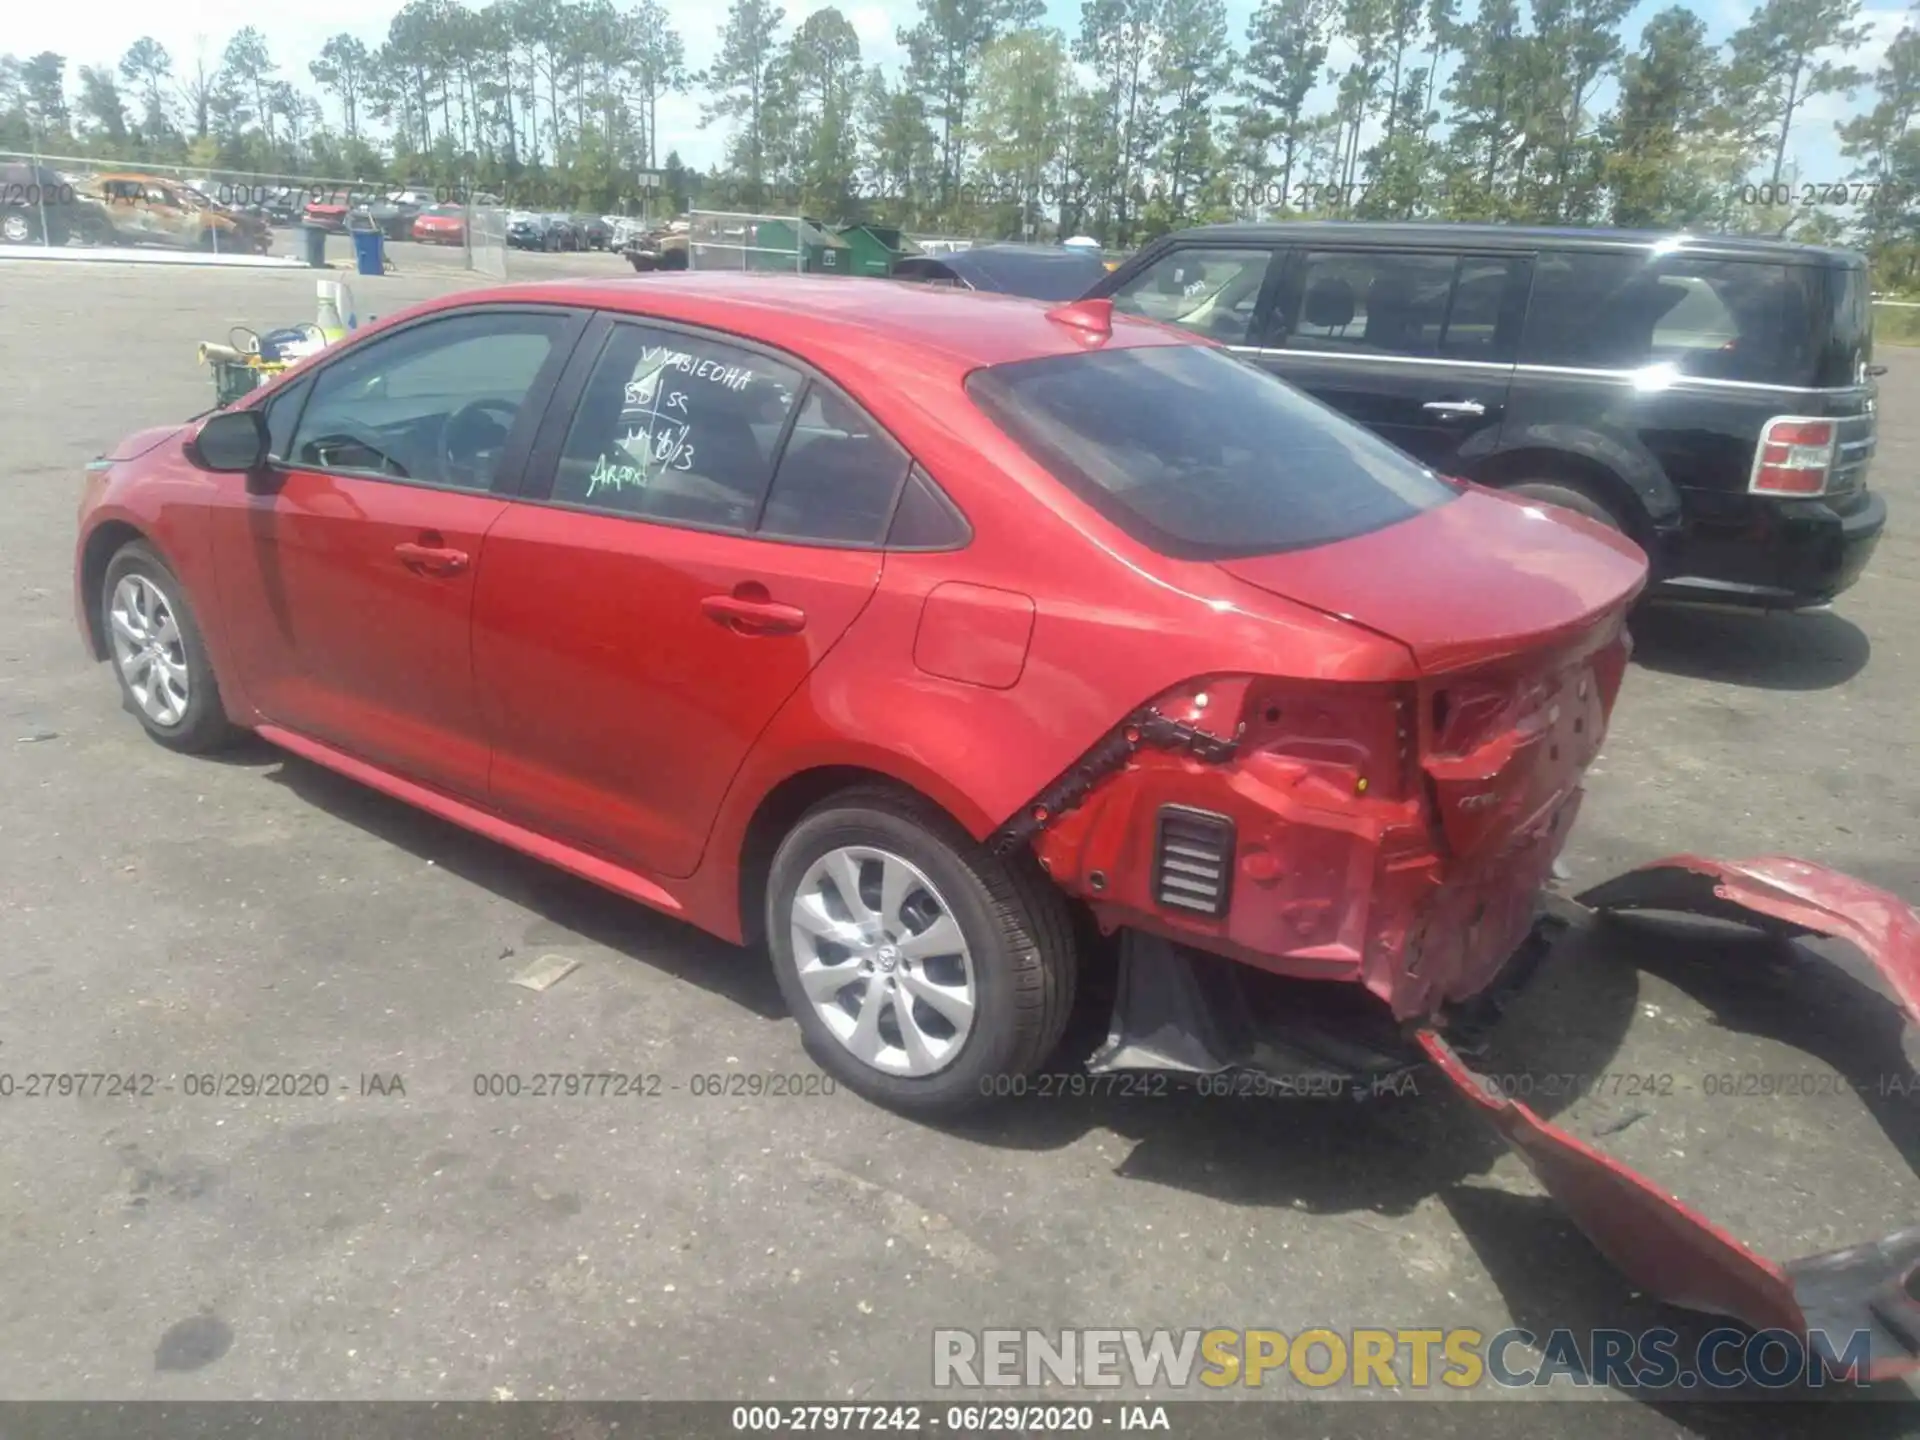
[
  {"x1": 467, "y1": 203, "x2": 509, "y2": 279},
  {"x1": 687, "y1": 211, "x2": 805, "y2": 273}
]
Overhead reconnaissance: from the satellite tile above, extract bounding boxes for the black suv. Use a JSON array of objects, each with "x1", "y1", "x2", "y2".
[
  {"x1": 1090, "y1": 223, "x2": 1883, "y2": 609},
  {"x1": 0, "y1": 160, "x2": 85, "y2": 246}
]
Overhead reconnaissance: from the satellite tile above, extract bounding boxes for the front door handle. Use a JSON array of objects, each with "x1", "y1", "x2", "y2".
[
  {"x1": 1423, "y1": 399, "x2": 1487, "y2": 420},
  {"x1": 394, "y1": 541, "x2": 469, "y2": 576},
  {"x1": 701, "y1": 593, "x2": 806, "y2": 635}
]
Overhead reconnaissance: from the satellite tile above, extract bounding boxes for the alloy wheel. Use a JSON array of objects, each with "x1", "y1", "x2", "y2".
[
  {"x1": 788, "y1": 845, "x2": 977, "y2": 1077},
  {"x1": 109, "y1": 573, "x2": 190, "y2": 726}
]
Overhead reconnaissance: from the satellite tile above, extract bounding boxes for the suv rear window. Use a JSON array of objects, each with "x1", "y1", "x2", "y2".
[
  {"x1": 1522, "y1": 252, "x2": 1843, "y2": 386},
  {"x1": 968, "y1": 344, "x2": 1456, "y2": 560}
]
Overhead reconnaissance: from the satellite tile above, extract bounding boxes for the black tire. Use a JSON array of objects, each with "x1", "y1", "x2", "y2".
[
  {"x1": 0, "y1": 206, "x2": 42, "y2": 244},
  {"x1": 1504, "y1": 479, "x2": 1624, "y2": 532},
  {"x1": 100, "y1": 541, "x2": 240, "y2": 755},
  {"x1": 765, "y1": 785, "x2": 1078, "y2": 1114}
]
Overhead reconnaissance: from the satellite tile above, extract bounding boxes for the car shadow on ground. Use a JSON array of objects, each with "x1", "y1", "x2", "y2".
[
  {"x1": 261, "y1": 750, "x2": 789, "y2": 1020},
  {"x1": 1629, "y1": 605, "x2": 1871, "y2": 691}
]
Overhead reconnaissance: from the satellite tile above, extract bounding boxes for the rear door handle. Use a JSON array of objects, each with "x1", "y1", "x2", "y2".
[
  {"x1": 394, "y1": 541, "x2": 469, "y2": 576},
  {"x1": 1423, "y1": 400, "x2": 1487, "y2": 419},
  {"x1": 701, "y1": 594, "x2": 806, "y2": 635}
]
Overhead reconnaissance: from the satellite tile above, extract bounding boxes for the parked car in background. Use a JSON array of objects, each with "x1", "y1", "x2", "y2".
[
  {"x1": 411, "y1": 205, "x2": 467, "y2": 245},
  {"x1": 355, "y1": 189, "x2": 433, "y2": 240},
  {"x1": 506, "y1": 210, "x2": 555, "y2": 251},
  {"x1": 303, "y1": 191, "x2": 357, "y2": 231},
  {"x1": 622, "y1": 225, "x2": 689, "y2": 272},
  {"x1": 541, "y1": 213, "x2": 583, "y2": 251},
  {"x1": 1091, "y1": 222, "x2": 1884, "y2": 610},
  {"x1": 77, "y1": 173, "x2": 273, "y2": 253},
  {"x1": 892, "y1": 243, "x2": 1112, "y2": 300},
  {"x1": 0, "y1": 159, "x2": 87, "y2": 244},
  {"x1": 258, "y1": 187, "x2": 305, "y2": 224},
  {"x1": 571, "y1": 214, "x2": 614, "y2": 250}
]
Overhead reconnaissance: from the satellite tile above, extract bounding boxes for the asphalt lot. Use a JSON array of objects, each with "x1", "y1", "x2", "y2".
[{"x1": 1, "y1": 249, "x2": 1917, "y2": 1428}]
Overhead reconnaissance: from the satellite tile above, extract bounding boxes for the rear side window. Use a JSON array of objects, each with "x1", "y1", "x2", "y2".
[
  {"x1": 552, "y1": 322, "x2": 802, "y2": 531},
  {"x1": 1109, "y1": 248, "x2": 1276, "y2": 344},
  {"x1": 1282, "y1": 251, "x2": 1523, "y2": 361},
  {"x1": 758, "y1": 386, "x2": 912, "y2": 545},
  {"x1": 969, "y1": 344, "x2": 1456, "y2": 560},
  {"x1": 1522, "y1": 252, "x2": 1819, "y2": 384},
  {"x1": 1820, "y1": 264, "x2": 1872, "y2": 385}
]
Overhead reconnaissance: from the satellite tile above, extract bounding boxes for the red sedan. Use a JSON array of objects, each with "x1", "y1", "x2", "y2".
[
  {"x1": 411, "y1": 205, "x2": 466, "y2": 245},
  {"x1": 71, "y1": 276, "x2": 1920, "y2": 1363},
  {"x1": 302, "y1": 196, "x2": 351, "y2": 232}
]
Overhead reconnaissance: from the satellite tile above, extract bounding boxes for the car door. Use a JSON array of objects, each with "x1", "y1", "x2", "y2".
[
  {"x1": 1256, "y1": 247, "x2": 1527, "y2": 470},
  {"x1": 143, "y1": 183, "x2": 199, "y2": 247},
  {"x1": 207, "y1": 306, "x2": 587, "y2": 800},
  {"x1": 472, "y1": 315, "x2": 906, "y2": 878},
  {"x1": 100, "y1": 180, "x2": 148, "y2": 243}
]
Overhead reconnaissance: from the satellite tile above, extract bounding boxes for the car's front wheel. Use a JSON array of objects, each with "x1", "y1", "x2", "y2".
[
  {"x1": 766, "y1": 787, "x2": 1077, "y2": 1113},
  {"x1": 101, "y1": 541, "x2": 239, "y2": 754}
]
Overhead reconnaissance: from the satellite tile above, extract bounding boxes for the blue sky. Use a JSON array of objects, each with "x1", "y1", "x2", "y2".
[{"x1": 9, "y1": 0, "x2": 1909, "y2": 184}]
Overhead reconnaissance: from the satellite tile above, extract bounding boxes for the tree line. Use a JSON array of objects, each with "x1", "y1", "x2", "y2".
[{"x1": 0, "y1": 0, "x2": 1914, "y2": 286}]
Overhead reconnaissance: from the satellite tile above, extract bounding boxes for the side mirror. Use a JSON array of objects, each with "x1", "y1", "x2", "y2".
[{"x1": 188, "y1": 409, "x2": 269, "y2": 473}]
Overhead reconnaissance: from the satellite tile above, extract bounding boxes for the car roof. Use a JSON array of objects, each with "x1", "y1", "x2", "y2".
[
  {"x1": 416, "y1": 274, "x2": 1190, "y2": 378},
  {"x1": 1163, "y1": 220, "x2": 1865, "y2": 267}
]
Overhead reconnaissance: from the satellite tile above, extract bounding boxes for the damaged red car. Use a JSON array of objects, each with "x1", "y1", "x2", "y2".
[{"x1": 74, "y1": 276, "x2": 1918, "y2": 1373}]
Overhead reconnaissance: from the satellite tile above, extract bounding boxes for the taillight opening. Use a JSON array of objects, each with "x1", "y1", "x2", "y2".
[{"x1": 1750, "y1": 416, "x2": 1835, "y2": 497}]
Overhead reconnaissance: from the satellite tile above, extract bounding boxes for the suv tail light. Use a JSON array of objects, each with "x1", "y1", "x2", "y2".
[{"x1": 1750, "y1": 417, "x2": 1834, "y2": 496}]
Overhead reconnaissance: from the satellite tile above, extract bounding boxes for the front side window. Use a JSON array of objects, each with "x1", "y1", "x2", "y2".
[
  {"x1": 1110, "y1": 248, "x2": 1276, "y2": 344},
  {"x1": 969, "y1": 343, "x2": 1456, "y2": 560},
  {"x1": 261, "y1": 376, "x2": 312, "y2": 461},
  {"x1": 552, "y1": 323, "x2": 802, "y2": 531},
  {"x1": 289, "y1": 310, "x2": 568, "y2": 490}
]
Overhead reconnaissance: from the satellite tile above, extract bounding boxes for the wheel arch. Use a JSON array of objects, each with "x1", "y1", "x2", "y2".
[
  {"x1": 729, "y1": 761, "x2": 993, "y2": 951},
  {"x1": 1471, "y1": 442, "x2": 1667, "y2": 550},
  {"x1": 78, "y1": 519, "x2": 151, "y2": 660}
]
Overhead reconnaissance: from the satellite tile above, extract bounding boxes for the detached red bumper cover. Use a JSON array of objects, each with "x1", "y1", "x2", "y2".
[{"x1": 1421, "y1": 855, "x2": 1920, "y2": 1381}]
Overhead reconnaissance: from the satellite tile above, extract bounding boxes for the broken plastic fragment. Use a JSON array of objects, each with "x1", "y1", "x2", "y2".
[{"x1": 511, "y1": 954, "x2": 581, "y2": 992}]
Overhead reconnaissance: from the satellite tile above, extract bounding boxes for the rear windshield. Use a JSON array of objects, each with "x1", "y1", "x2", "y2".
[
  {"x1": 967, "y1": 344, "x2": 1456, "y2": 560},
  {"x1": 1522, "y1": 251, "x2": 1867, "y2": 387}
]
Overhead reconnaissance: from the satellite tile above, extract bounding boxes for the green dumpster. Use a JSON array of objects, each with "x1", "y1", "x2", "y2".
[
  {"x1": 748, "y1": 217, "x2": 852, "y2": 274},
  {"x1": 835, "y1": 223, "x2": 908, "y2": 278}
]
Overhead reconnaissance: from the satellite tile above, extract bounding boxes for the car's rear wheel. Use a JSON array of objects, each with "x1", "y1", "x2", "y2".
[
  {"x1": 1, "y1": 206, "x2": 41, "y2": 244},
  {"x1": 1504, "y1": 479, "x2": 1624, "y2": 532},
  {"x1": 766, "y1": 786, "x2": 1077, "y2": 1113},
  {"x1": 101, "y1": 541, "x2": 239, "y2": 754}
]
